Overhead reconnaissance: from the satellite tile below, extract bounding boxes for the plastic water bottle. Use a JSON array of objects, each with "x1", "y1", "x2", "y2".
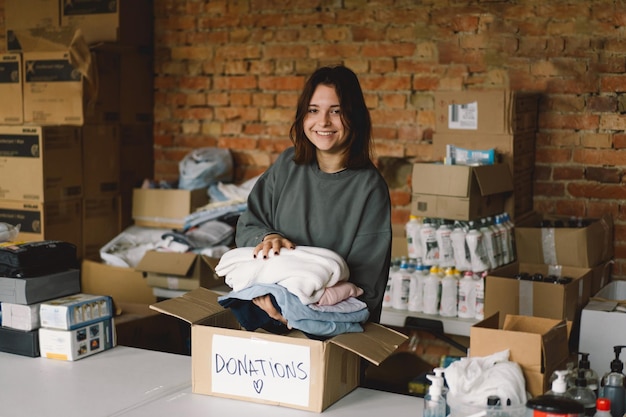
[
  {"x1": 439, "y1": 267, "x2": 458, "y2": 317},
  {"x1": 406, "y1": 215, "x2": 423, "y2": 260},
  {"x1": 494, "y1": 215, "x2": 511, "y2": 265}
]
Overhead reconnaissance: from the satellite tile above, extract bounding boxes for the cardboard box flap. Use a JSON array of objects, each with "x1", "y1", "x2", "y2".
[
  {"x1": 473, "y1": 164, "x2": 513, "y2": 196},
  {"x1": 412, "y1": 164, "x2": 471, "y2": 197},
  {"x1": 329, "y1": 323, "x2": 407, "y2": 366},
  {"x1": 503, "y1": 315, "x2": 569, "y2": 371},
  {"x1": 137, "y1": 251, "x2": 197, "y2": 276},
  {"x1": 150, "y1": 287, "x2": 225, "y2": 324}
]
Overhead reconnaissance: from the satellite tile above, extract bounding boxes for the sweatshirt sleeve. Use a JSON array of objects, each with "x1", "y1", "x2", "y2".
[
  {"x1": 345, "y1": 181, "x2": 392, "y2": 323},
  {"x1": 235, "y1": 168, "x2": 280, "y2": 247}
]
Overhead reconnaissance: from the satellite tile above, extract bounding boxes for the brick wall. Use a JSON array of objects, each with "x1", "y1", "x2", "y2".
[{"x1": 1, "y1": 0, "x2": 626, "y2": 277}]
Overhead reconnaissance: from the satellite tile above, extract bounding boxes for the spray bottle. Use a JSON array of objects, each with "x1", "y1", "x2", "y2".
[
  {"x1": 599, "y1": 346, "x2": 626, "y2": 417},
  {"x1": 424, "y1": 369, "x2": 447, "y2": 417}
]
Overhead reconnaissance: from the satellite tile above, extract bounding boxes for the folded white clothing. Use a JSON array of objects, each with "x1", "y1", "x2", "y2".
[
  {"x1": 444, "y1": 349, "x2": 528, "y2": 407},
  {"x1": 215, "y1": 246, "x2": 349, "y2": 305}
]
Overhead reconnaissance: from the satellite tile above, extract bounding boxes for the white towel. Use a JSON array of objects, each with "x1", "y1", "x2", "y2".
[{"x1": 215, "y1": 246, "x2": 350, "y2": 305}]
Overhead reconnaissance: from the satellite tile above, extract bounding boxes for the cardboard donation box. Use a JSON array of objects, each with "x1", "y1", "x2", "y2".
[
  {"x1": 150, "y1": 288, "x2": 408, "y2": 412},
  {"x1": 434, "y1": 90, "x2": 539, "y2": 135},
  {"x1": 136, "y1": 250, "x2": 224, "y2": 291},
  {"x1": 484, "y1": 262, "x2": 592, "y2": 327},
  {"x1": 515, "y1": 213, "x2": 614, "y2": 269},
  {"x1": 132, "y1": 188, "x2": 209, "y2": 229},
  {"x1": 470, "y1": 314, "x2": 570, "y2": 397},
  {"x1": 411, "y1": 163, "x2": 513, "y2": 221},
  {"x1": 579, "y1": 281, "x2": 626, "y2": 377}
]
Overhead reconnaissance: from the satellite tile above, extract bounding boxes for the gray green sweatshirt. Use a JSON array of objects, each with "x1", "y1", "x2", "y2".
[{"x1": 235, "y1": 147, "x2": 392, "y2": 322}]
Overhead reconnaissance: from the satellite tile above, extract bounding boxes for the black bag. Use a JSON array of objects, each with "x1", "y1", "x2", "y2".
[{"x1": 0, "y1": 240, "x2": 77, "y2": 278}]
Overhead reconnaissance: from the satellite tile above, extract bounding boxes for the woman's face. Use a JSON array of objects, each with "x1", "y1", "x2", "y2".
[{"x1": 303, "y1": 84, "x2": 347, "y2": 155}]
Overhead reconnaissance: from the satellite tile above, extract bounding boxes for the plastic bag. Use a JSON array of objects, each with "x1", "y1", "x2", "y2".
[
  {"x1": 178, "y1": 147, "x2": 233, "y2": 190},
  {"x1": 0, "y1": 223, "x2": 20, "y2": 243}
]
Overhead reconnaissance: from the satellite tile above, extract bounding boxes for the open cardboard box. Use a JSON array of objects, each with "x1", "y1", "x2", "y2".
[
  {"x1": 411, "y1": 163, "x2": 513, "y2": 221},
  {"x1": 136, "y1": 250, "x2": 224, "y2": 291},
  {"x1": 150, "y1": 287, "x2": 408, "y2": 412},
  {"x1": 470, "y1": 313, "x2": 570, "y2": 397}
]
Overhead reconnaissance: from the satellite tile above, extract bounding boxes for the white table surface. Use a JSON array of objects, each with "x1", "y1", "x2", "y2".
[
  {"x1": 118, "y1": 385, "x2": 423, "y2": 416},
  {"x1": 0, "y1": 346, "x2": 191, "y2": 417},
  {"x1": 1, "y1": 345, "x2": 423, "y2": 416}
]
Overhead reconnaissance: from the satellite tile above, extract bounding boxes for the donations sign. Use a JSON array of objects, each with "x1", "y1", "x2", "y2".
[{"x1": 211, "y1": 334, "x2": 311, "y2": 406}]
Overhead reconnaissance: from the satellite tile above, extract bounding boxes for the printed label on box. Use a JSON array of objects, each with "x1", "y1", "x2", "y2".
[
  {"x1": 448, "y1": 101, "x2": 478, "y2": 130},
  {"x1": 211, "y1": 334, "x2": 311, "y2": 407}
]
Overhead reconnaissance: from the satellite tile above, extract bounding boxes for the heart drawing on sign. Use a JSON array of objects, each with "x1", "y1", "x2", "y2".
[{"x1": 253, "y1": 379, "x2": 264, "y2": 394}]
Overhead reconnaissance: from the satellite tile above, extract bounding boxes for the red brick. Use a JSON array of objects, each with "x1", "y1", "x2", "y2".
[
  {"x1": 568, "y1": 182, "x2": 626, "y2": 199},
  {"x1": 573, "y1": 148, "x2": 626, "y2": 166},
  {"x1": 258, "y1": 76, "x2": 305, "y2": 91},
  {"x1": 553, "y1": 167, "x2": 585, "y2": 181},
  {"x1": 539, "y1": 113, "x2": 600, "y2": 130},
  {"x1": 533, "y1": 182, "x2": 566, "y2": 197},
  {"x1": 554, "y1": 200, "x2": 587, "y2": 217},
  {"x1": 535, "y1": 148, "x2": 572, "y2": 163}
]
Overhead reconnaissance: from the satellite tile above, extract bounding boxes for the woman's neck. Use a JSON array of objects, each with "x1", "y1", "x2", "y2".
[{"x1": 317, "y1": 152, "x2": 345, "y2": 173}]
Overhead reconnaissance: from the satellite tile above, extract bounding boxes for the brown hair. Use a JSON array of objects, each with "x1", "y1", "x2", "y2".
[{"x1": 289, "y1": 66, "x2": 373, "y2": 169}]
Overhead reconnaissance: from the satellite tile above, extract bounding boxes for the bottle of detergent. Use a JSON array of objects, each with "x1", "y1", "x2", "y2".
[
  {"x1": 439, "y1": 267, "x2": 458, "y2": 317},
  {"x1": 422, "y1": 265, "x2": 441, "y2": 315},
  {"x1": 406, "y1": 215, "x2": 423, "y2": 260}
]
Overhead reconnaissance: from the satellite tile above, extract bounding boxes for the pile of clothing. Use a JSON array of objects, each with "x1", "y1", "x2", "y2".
[{"x1": 215, "y1": 246, "x2": 369, "y2": 340}]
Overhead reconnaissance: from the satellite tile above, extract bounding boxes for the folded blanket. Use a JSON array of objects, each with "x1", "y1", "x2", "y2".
[
  {"x1": 215, "y1": 246, "x2": 349, "y2": 305},
  {"x1": 218, "y1": 283, "x2": 369, "y2": 337}
]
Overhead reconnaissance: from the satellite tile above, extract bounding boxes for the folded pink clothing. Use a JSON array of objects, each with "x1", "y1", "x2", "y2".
[{"x1": 317, "y1": 282, "x2": 364, "y2": 306}]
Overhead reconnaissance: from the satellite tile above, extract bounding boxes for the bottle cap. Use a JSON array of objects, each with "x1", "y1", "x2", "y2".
[
  {"x1": 597, "y1": 398, "x2": 611, "y2": 411},
  {"x1": 551, "y1": 369, "x2": 569, "y2": 394}
]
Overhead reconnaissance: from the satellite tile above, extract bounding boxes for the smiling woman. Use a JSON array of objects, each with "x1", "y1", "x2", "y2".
[{"x1": 234, "y1": 65, "x2": 392, "y2": 326}]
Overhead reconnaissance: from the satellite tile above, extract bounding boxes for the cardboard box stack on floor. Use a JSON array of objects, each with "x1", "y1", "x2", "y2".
[
  {"x1": 0, "y1": 0, "x2": 154, "y2": 260},
  {"x1": 0, "y1": 0, "x2": 165, "y2": 357}
]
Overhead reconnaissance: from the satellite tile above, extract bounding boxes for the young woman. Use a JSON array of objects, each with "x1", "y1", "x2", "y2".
[{"x1": 235, "y1": 65, "x2": 392, "y2": 323}]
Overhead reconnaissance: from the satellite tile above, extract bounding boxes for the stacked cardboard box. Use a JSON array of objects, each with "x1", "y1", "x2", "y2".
[
  {"x1": 431, "y1": 90, "x2": 540, "y2": 220},
  {"x1": 0, "y1": 0, "x2": 155, "y2": 260}
]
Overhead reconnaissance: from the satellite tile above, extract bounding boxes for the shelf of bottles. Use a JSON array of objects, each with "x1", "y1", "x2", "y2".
[{"x1": 380, "y1": 213, "x2": 516, "y2": 337}]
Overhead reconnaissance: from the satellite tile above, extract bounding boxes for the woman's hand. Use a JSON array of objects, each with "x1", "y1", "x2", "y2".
[
  {"x1": 253, "y1": 233, "x2": 295, "y2": 259},
  {"x1": 252, "y1": 295, "x2": 288, "y2": 326}
]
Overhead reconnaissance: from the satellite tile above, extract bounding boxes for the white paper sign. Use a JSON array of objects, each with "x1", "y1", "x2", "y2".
[
  {"x1": 448, "y1": 101, "x2": 478, "y2": 130},
  {"x1": 211, "y1": 334, "x2": 311, "y2": 406}
]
